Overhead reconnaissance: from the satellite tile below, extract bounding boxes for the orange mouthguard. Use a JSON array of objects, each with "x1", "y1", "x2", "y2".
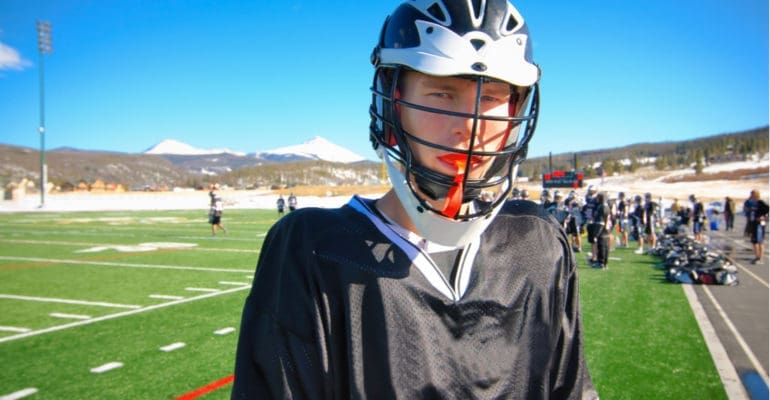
[{"x1": 437, "y1": 154, "x2": 470, "y2": 218}]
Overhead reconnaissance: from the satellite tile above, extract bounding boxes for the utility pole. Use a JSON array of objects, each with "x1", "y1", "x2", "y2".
[{"x1": 36, "y1": 21, "x2": 52, "y2": 208}]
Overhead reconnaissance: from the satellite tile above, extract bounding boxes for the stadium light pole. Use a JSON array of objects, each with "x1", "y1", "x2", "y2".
[{"x1": 36, "y1": 21, "x2": 52, "y2": 207}]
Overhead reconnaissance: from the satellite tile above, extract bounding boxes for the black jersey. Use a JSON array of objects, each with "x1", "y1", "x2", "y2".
[{"x1": 232, "y1": 196, "x2": 596, "y2": 400}]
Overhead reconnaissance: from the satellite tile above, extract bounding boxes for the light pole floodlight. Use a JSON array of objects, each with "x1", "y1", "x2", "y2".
[{"x1": 36, "y1": 20, "x2": 52, "y2": 207}]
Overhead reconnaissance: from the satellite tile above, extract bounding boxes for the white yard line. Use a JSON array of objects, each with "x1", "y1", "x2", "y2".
[
  {"x1": 159, "y1": 342, "x2": 186, "y2": 352},
  {"x1": 0, "y1": 326, "x2": 30, "y2": 333},
  {"x1": 682, "y1": 285, "x2": 748, "y2": 399},
  {"x1": 185, "y1": 287, "x2": 220, "y2": 293},
  {"x1": 148, "y1": 294, "x2": 185, "y2": 300},
  {"x1": 0, "y1": 256, "x2": 253, "y2": 273},
  {"x1": 0, "y1": 294, "x2": 140, "y2": 309},
  {"x1": 49, "y1": 313, "x2": 91, "y2": 320},
  {"x1": 218, "y1": 281, "x2": 250, "y2": 286},
  {"x1": 0, "y1": 387, "x2": 38, "y2": 400},
  {"x1": 90, "y1": 362, "x2": 123, "y2": 374},
  {"x1": 214, "y1": 327, "x2": 235, "y2": 335},
  {"x1": 0, "y1": 235, "x2": 260, "y2": 246},
  {"x1": 0, "y1": 238, "x2": 260, "y2": 252},
  {"x1": 0, "y1": 285, "x2": 250, "y2": 344}
]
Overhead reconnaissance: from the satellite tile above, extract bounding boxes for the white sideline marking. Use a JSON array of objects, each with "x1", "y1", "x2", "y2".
[
  {"x1": 682, "y1": 285, "x2": 748, "y2": 399},
  {"x1": 160, "y1": 342, "x2": 186, "y2": 352},
  {"x1": 0, "y1": 326, "x2": 30, "y2": 333},
  {"x1": 90, "y1": 362, "x2": 123, "y2": 374},
  {"x1": 0, "y1": 285, "x2": 250, "y2": 344},
  {"x1": 0, "y1": 294, "x2": 140, "y2": 309},
  {"x1": 185, "y1": 287, "x2": 219, "y2": 293},
  {"x1": 702, "y1": 285, "x2": 769, "y2": 386},
  {"x1": 0, "y1": 387, "x2": 38, "y2": 400},
  {"x1": 218, "y1": 281, "x2": 250, "y2": 286},
  {"x1": 50, "y1": 312, "x2": 91, "y2": 320},
  {"x1": 734, "y1": 262, "x2": 768, "y2": 288},
  {"x1": 149, "y1": 294, "x2": 184, "y2": 300},
  {"x1": 0, "y1": 256, "x2": 253, "y2": 273},
  {"x1": 214, "y1": 327, "x2": 235, "y2": 335}
]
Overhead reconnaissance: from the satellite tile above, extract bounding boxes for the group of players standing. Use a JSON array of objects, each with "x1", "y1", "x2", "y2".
[
  {"x1": 511, "y1": 185, "x2": 769, "y2": 268},
  {"x1": 512, "y1": 186, "x2": 661, "y2": 270}
]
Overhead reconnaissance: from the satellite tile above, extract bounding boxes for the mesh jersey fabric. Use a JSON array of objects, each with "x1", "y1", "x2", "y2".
[{"x1": 232, "y1": 195, "x2": 597, "y2": 400}]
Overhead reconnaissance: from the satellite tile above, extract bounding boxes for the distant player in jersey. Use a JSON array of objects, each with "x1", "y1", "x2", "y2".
[
  {"x1": 565, "y1": 191, "x2": 584, "y2": 252},
  {"x1": 616, "y1": 192, "x2": 629, "y2": 248},
  {"x1": 287, "y1": 192, "x2": 298, "y2": 211},
  {"x1": 583, "y1": 185, "x2": 598, "y2": 263},
  {"x1": 232, "y1": 1, "x2": 596, "y2": 398},
  {"x1": 208, "y1": 183, "x2": 220, "y2": 206},
  {"x1": 632, "y1": 195, "x2": 646, "y2": 254},
  {"x1": 643, "y1": 192, "x2": 658, "y2": 249},
  {"x1": 540, "y1": 189, "x2": 553, "y2": 210},
  {"x1": 276, "y1": 194, "x2": 286, "y2": 216},
  {"x1": 209, "y1": 194, "x2": 227, "y2": 236},
  {"x1": 592, "y1": 191, "x2": 611, "y2": 269}
]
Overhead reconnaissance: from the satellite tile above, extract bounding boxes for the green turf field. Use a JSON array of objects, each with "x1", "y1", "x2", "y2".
[{"x1": 0, "y1": 209, "x2": 726, "y2": 399}]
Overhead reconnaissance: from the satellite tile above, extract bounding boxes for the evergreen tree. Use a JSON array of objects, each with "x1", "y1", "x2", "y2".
[
  {"x1": 694, "y1": 149, "x2": 704, "y2": 175},
  {"x1": 628, "y1": 157, "x2": 639, "y2": 173}
]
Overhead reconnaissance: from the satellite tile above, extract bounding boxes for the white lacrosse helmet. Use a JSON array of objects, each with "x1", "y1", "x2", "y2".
[{"x1": 370, "y1": 0, "x2": 540, "y2": 246}]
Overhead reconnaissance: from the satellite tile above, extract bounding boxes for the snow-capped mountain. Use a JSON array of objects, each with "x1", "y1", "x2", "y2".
[
  {"x1": 143, "y1": 139, "x2": 245, "y2": 156},
  {"x1": 144, "y1": 136, "x2": 366, "y2": 164},
  {"x1": 257, "y1": 136, "x2": 365, "y2": 164}
]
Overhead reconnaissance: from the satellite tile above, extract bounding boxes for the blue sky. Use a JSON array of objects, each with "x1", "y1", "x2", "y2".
[{"x1": 0, "y1": 1, "x2": 767, "y2": 161}]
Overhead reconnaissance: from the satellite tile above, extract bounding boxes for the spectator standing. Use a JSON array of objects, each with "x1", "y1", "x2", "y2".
[
  {"x1": 670, "y1": 198, "x2": 681, "y2": 220},
  {"x1": 690, "y1": 194, "x2": 706, "y2": 242},
  {"x1": 743, "y1": 196, "x2": 753, "y2": 237},
  {"x1": 288, "y1": 192, "x2": 298, "y2": 212},
  {"x1": 724, "y1": 196, "x2": 735, "y2": 231},
  {"x1": 745, "y1": 189, "x2": 769, "y2": 264}
]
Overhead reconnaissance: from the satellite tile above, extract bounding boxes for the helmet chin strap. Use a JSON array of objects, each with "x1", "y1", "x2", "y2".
[{"x1": 437, "y1": 154, "x2": 469, "y2": 218}]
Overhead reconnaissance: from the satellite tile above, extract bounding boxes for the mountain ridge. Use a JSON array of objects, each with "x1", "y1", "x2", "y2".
[
  {"x1": 1, "y1": 126, "x2": 766, "y2": 191},
  {"x1": 143, "y1": 136, "x2": 365, "y2": 164}
]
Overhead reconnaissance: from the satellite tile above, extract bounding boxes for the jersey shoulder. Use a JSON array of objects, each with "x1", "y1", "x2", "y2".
[
  {"x1": 498, "y1": 199, "x2": 561, "y2": 229},
  {"x1": 263, "y1": 201, "x2": 414, "y2": 280}
]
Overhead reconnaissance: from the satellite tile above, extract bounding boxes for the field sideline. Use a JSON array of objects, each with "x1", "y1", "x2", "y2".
[{"x1": 0, "y1": 208, "x2": 728, "y2": 399}]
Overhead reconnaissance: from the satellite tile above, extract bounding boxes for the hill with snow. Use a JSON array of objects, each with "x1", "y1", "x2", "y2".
[
  {"x1": 257, "y1": 136, "x2": 366, "y2": 164},
  {"x1": 143, "y1": 136, "x2": 365, "y2": 164},
  {"x1": 143, "y1": 139, "x2": 245, "y2": 156}
]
